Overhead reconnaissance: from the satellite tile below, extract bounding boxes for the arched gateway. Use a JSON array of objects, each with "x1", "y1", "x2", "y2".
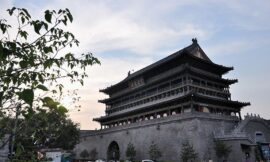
[{"x1": 107, "y1": 141, "x2": 120, "y2": 160}]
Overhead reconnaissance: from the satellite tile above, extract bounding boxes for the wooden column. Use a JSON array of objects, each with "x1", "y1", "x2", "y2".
[{"x1": 238, "y1": 111, "x2": 242, "y2": 120}]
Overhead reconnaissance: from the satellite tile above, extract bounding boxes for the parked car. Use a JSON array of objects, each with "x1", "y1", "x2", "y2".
[
  {"x1": 95, "y1": 159, "x2": 106, "y2": 162},
  {"x1": 124, "y1": 160, "x2": 131, "y2": 162},
  {"x1": 141, "y1": 160, "x2": 154, "y2": 162}
]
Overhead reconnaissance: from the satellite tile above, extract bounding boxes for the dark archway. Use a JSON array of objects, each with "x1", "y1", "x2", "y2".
[{"x1": 107, "y1": 141, "x2": 120, "y2": 160}]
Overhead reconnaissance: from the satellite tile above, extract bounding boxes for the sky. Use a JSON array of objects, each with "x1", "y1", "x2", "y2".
[{"x1": 1, "y1": 0, "x2": 270, "y2": 129}]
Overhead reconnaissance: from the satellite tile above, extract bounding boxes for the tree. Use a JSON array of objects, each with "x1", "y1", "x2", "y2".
[
  {"x1": 203, "y1": 138, "x2": 212, "y2": 162},
  {"x1": 90, "y1": 148, "x2": 98, "y2": 160},
  {"x1": 19, "y1": 106, "x2": 79, "y2": 149},
  {"x1": 180, "y1": 141, "x2": 198, "y2": 162},
  {"x1": 254, "y1": 145, "x2": 264, "y2": 162},
  {"x1": 126, "y1": 142, "x2": 136, "y2": 161},
  {"x1": 214, "y1": 140, "x2": 231, "y2": 162},
  {"x1": 0, "y1": 7, "x2": 99, "y2": 160},
  {"x1": 148, "y1": 141, "x2": 162, "y2": 161},
  {"x1": 80, "y1": 149, "x2": 90, "y2": 159},
  {"x1": 9, "y1": 106, "x2": 79, "y2": 161}
]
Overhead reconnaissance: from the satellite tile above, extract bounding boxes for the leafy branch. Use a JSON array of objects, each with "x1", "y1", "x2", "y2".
[{"x1": 0, "y1": 7, "x2": 100, "y2": 160}]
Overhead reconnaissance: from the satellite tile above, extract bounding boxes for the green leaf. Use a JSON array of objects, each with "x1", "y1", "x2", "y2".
[
  {"x1": 43, "y1": 22, "x2": 48, "y2": 30},
  {"x1": 0, "y1": 24, "x2": 6, "y2": 34},
  {"x1": 58, "y1": 9, "x2": 63, "y2": 14},
  {"x1": 0, "y1": 43, "x2": 3, "y2": 60},
  {"x1": 31, "y1": 73, "x2": 37, "y2": 80},
  {"x1": 45, "y1": 10, "x2": 52, "y2": 23},
  {"x1": 42, "y1": 96, "x2": 59, "y2": 109},
  {"x1": 19, "y1": 89, "x2": 34, "y2": 106},
  {"x1": 15, "y1": 143, "x2": 24, "y2": 156},
  {"x1": 21, "y1": 17, "x2": 25, "y2": 24},
  {"x1": 20, "y1": 31, "x2": 28, "y2": 39},
  {"x1": 58, "y1": 84, "x2": 63, "y2": 92},
  {"x1": 55, "y1": 60, "x2": 60, "y2": 67},
  {"x1": 0, "y1": 91, "x2": 3, "y2": 107},
  {"x1": 12, "y1": 76, "x2": 17, "y2": 84},
  {"x1": 33, "y1": 22, "x2": 42, "y2": 34},
  {"x1": 44, "y1": 59, "x2": 53, "y2": 69},
  {"x1": 7, "y1": 41, "x2": 16, "y2": 50},
  {"x1": 38, "y1": 74, "x2": 44, "y2": 83},
  {"x1": 7, "y1": 7, "x2": 16, "y2": 16},
  {"x1": 65, "y1": 53, "x2": 74, "y2": 60},
  {"x1": 64, "y1": 33, "x2": 69, "y2": 39},
  {"x1": 22, "y1": 8, "x2": 31, "y2": 18},
  {"x1": 19, "y1": 61, "x2": 28, "y2": 68},
  {"x1": 43, "y1": 96, "x2": 54, "y2": 103},
  {"x1": 67, "y1": 12, "x2": 73, "y2": 22},
  {"x1": 43, "y1": 46, "x2": 53, "y2": 53},
  {"x1": 58, "y1": 105, "x2": 68, "y2": 115},
  {"x1": 36, "y1": 84, "x2": 49, "y2": 91},
  {"x1": 62, "y1": 19, "x2": 67, "y2": 25},
  {"x1": 79, "y1": 80, "x2": 84, "y2": 86}
]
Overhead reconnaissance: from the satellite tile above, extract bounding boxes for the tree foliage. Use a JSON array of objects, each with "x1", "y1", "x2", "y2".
[
  {"x1": 0, "y1": 7, "x2": 99, "y2": 160},
  {"x1": 18, "y1": 107, "x2": 79, "y2": 149},
  {"x1": 9, "y1": 106, "x2": 79, "y2": 161},
  {"x1": 180, "y1": 141, "x2": 198, "y2": 162},
  {"x1": 80, "y1": 149, "x2": 89, "y2": 159},
  {"x1": 214, "y1": 140, "x2": 231, "y2": 161},
  {"x1": 254, "y1": 145, "x2": 264, "y2": 161},
  {"x1": 0, "y1": 7, "x2": 99, "y2": 113},
  {"x1": 90, "y1": 148, "x2": 98, "y2": 160},
  {"x1": 126, "y1": 142, "x2": 136, "y2": 161},
  {"x1": 148, "y1": 141, "x2": 162, "y2": 161}
]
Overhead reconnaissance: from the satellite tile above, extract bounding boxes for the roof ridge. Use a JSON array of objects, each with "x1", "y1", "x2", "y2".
[{"x1": 100, "y1": 39, "x2": 233, "y2": 94}]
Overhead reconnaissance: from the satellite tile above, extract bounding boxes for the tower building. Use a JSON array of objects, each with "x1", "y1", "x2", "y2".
[
  {"x1": 95, "y1": 38, "x2": 249, "y2": 128},
  {"x1": 75, "y1": 39, "x2": 270, "y2": 162}
]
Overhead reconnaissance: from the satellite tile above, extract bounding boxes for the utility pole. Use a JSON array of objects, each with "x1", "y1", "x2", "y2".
[{"x1": 9, "y1": 104, "x2": 20, "y2": 160}]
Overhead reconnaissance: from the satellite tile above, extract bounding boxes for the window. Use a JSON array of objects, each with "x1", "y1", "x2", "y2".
[{"x1": 255, "y1": 131, "x2": 265, "y2": 143}]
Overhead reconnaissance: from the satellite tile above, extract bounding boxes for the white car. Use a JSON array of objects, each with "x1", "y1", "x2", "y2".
[
  {"x1": 95, "y1": 159, "x2": 106, "y2": 162},
  {"x1": 124, "y1": 160, "x2": 131, "y2": 162},
  {"x1": 142, "y1": 160, "x2": 154, "y2": 162}
]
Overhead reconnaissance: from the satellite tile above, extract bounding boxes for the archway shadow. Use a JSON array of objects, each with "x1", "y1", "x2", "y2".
[{"x1": 107, "y1": 141, "x2": 120, "y2": 161}]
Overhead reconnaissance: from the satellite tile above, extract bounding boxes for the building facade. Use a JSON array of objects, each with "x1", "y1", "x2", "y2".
[{"x1": 74, "y1": 39, "x2": 270, "y2": 162}]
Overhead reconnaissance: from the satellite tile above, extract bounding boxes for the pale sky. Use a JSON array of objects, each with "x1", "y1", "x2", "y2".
[{"x1": 1, "y1": 0, "x2": 270, "y2": 129}]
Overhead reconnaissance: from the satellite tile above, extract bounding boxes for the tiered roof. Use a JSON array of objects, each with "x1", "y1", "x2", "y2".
[
  {"x1": 95, "y1": 39, "x2": 250, "y2": 123},
  {"x1": 100, "y1": 39, "x2": 233, "y2": 95}
]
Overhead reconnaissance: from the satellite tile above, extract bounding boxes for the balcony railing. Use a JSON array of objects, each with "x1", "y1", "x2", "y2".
[{"x1": 108, "y1": 82, "x2": 230, "y2": 114}]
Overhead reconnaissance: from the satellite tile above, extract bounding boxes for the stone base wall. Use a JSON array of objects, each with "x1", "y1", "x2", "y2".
[
  {"x1": 74, "y1": 113, "x2": 238, "y2": 162},
  {"x1": 0, "y1": 135, "x2": 9, "y2": 162}
]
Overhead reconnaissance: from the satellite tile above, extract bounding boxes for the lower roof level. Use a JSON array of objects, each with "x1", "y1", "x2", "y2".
[
  {"x1": 88, "y1": 111, "x2": 240, "y2": 136},
  {"x1": 94, "y1": 91, "x2": 249, "y2": 123}
]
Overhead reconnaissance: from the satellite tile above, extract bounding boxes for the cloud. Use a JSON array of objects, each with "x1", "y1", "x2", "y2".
[
  {"x1": 68, "y1": 56, "x2": 153, "y2": 129},
  {"x1": 11, "y1": 0, "x2": 208, "y2": 55},
  {"x1": 206, "y1": 40, "x2": 252, "y2": 57},
  {"x1": 3, "y1": 0, "x2": 270, "y2": 129}
]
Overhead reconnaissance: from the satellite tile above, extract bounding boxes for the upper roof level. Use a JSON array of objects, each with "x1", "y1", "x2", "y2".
[{"x1": 100, "y1": 39, "x2": 233, "y2": 96}]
